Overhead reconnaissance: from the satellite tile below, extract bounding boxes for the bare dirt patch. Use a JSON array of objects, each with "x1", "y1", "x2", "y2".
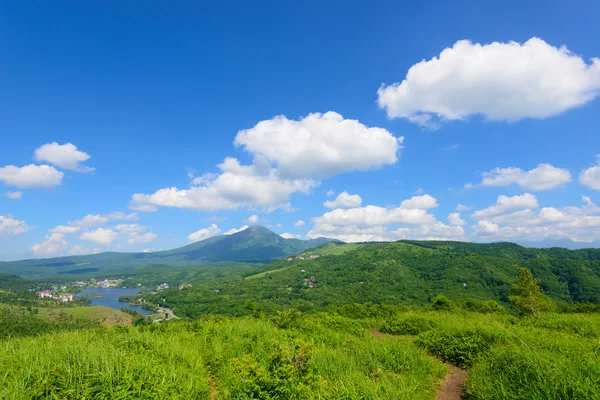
[{"x1": 436, "y1": 364, "x2": 467, "y2": 400}]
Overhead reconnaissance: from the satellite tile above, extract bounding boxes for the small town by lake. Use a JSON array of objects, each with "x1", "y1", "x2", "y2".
[{"x1": 75, "y1": 288, "x2": 154, "y2": 316}]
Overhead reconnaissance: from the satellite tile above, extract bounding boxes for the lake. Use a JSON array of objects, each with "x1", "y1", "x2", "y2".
[{"x1": 75, "y1": 288, "x2": 154, "y2": 316}]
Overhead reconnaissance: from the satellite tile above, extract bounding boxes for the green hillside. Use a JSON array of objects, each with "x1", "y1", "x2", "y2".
[
  {"x1": 0, "y1": 226, "x2": 338, "y2": 278},
  {"x1": 149, "y1": 240, "x2": 600, "y2": 318},
  {"x1": 0, "y1": 273, "x2": 33, "y2": 291}
]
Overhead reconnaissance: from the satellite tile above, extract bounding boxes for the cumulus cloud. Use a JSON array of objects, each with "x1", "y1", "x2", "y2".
[
  {"x1": 247, "y1": 214, "x2": 259, "y2": 224},
  {"x1": 294, "y1": 220, "x2": 305, "y2": 227},
  {"x1": 131, "y1": 157, "x2": 317, "y2": 212},
  {"x1": 471, "y1": 195, "x2": 600, "y2": 242},
  {"x1": 127, "y1": 232, "x2": 158, "y2": 245},
  {"x1": 114, "y1": 223, "x2": 146, "y2": 233},
  {"x1": 377, "y1": 37, "x2": 600, "y2": 128},
  {"x1": 4, "y1": 191, "x2": 23, "y2": 200},
  {"x1": 80, "y1": 228, "x2": 118, "y2": 246},
  {"x1": 50, "y1": 225, "x2": 81, "y2": 235},
  {"x1": 400, "y1": 194, "x2": 439, "y2": 210},
  {"x1": 30, "y1": 233, "x2": 68, "y2": 255},
  {"x1": 281, "y1": 233, "x2": 300, "y2": 239},
  {"x1": 448, "y1": 213, "x2": 466, "y2": 226},
  {"x1": 0, "y1": 164, "x2": 63, "y2": 189},
  {"x1": 307, "y1": 194, "x2": 464, "y2": 243},
  {"x1": 467, "y1": 164, "x2": 571, "y2": 191},
  {"x1": 234, "y1": 112, "x2": 403, "y2": 179},
  {"x1": 0, "y1": 215, "x2": 30, "y2": 236},
  {"x1": 472, "y1": 194, "x2": 539, "y2": 219},
  {"x1": 323, "y1": 191, "x2": 362, "y2": 209},
  {"x1": 579, "y1": 155, "x2": 600, "y2": 191},
  {"x1": 188, "y1": 224, "x2": 221, "y2": 242},
  {"x1": 34, "y1": 142, "x2": 94, "y2": 172},
  {"x1": 456, "y1": 204, "x2": 471, "y2": 211},
  {"x1": 326, "y1": 189, "x2": 335, "y2": 197},
  {"x1": 224, "y1": 225, "x2": 249, "y2": 235},
  {"x1": 69, "y1": 212, "x2": 138, "y2": 229}
]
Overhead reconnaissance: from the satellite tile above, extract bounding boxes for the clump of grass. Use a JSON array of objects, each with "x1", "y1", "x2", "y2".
[
  {"x1": 380, "y1": 315, "x2": 438, "y2": 335},
  {"x1": 466, "y1": 343, "x2": 600, "y2": 399},
  {"x1": 415, "y1": 328, "x2": 502, "y2": 368}
]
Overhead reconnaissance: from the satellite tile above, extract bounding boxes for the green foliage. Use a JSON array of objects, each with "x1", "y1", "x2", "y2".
[
  {"x1": 381, "y1": 315, "x2": 437, "y2": 335},
  {"x1": 431, "y1": 295, "x2": 454, "y2": 310},
  {"x1": 229, "y1": 340, "x2": 323, "y2": 399},
  {"x1": 270, "y1": 308, "x2": 304, "y2": 329},
  {"x1": 0, "y1": 315, "x2": 445, "y2": 399},
  {"x1": 509, "y1": 268, "x2": 556, "y2": 315},
  {"x1": 462, "y1": 299, "x2": 506, "y2": 313},
  {"x1": 415, "y1": 328, "x2": 502, "y2": 368}
]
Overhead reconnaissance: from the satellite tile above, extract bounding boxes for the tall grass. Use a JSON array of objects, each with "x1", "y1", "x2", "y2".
[{"x1": 0, "y1": 315, "x2": 445, "y2": 399}]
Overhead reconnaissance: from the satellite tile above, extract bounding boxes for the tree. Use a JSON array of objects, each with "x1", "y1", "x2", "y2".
[{"x1": 509, "y1": 268, "x2": 555, "y2": 316}]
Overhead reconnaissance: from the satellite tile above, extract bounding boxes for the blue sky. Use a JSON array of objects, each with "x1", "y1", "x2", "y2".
[{"x1": 1, "y1": 1, "x2": 600, "y2": 260}]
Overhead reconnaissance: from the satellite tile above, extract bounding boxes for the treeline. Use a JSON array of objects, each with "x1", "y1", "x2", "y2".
[{"x1": 143, "y1": 241, "x2": 600, "y2": 319}]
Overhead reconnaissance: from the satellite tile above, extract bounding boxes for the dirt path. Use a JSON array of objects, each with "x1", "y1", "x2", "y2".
[
  {"x1": 369, "y1": 329, "x2": 467, "y2": 400},
  {"x1": 436, "y1": 364, "x2": 467, "y2": 400}
]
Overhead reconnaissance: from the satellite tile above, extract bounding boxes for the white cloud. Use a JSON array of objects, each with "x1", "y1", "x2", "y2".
[
  {"x1": 114, "y1": 223, "x2": 146, "y2": 233},
  {"x1": 70, "y1": 212, "x2": 138, "y2": 229},
  {"x1": 400, "y1": 194, "x2": 439, "y2": 210},
  {"x1": 80, "y1": 228, "x2": 118, "y2": 246},
  {"x1": 276, "y1": 223, "x2": 283, "y2": 228},
  {"x1": 448, "y1": 212, "x2": 466, "y2": 226},
  {"x1": 50, "y1": 225, "x2": 81, "y2": 235},
  {"x1": 247, "y1": 214, "x2": 259, "y2": 224},
  {"x1": 281, "y1": 233, "x2": 300, "y2": 239},
  {"x1": 234, "y1": 111, "x2": 404, "y2": 179},
  {"x1": 127, "y1": 232, "x2": 157, "y2": 245},
  {"x1": 294, "y1": 220, "x2": 305, "y2": 227},
  {"x1": 131, "y1": 157, "x2": 318, "y2": 213},
  {"x1": 4, "y1": 191, "x2": 23, "y2": 200},
  {"x1": 467, "y1": 164, "x2": 571, "y2": 191},
  {"x1": 472, "y1": 194, "x2": 539, "y2": 219},
  {"x1": 579, "y1": 155, "x2": 600, "y2": 191},
  {"x1": 307, "y1": 193, "x2": 465, "y2": 243},
  {"x1": 34, "y1": 142, "x2": 94, "y2": 172},
  {"x1": 323, "y1": 191, "x2": 363, "y2": 209},
  {"x1": 224, "y1": 225, "x2": 249, "y2": 235},
  {"x1": 326, "y1": 189, "x2": 335, "y2": 197},
  {"x1": 456, "y1": 204, "x2": 471, "y2": 211},
  {"x1": 0, "y1": 215, "x2": 30, "y2": 236},
  {"x1": 377, "y1": 37, "x2": 600, "y2": 128},
  {"x1": 188, "y1": 224, "x2": 221, "y2": 242},
  {"x1": 470, "y1": 195, "x2": 600, "y2": 242},
  {"x1": 0, "y1": 164, "x2": 63, "y2": 189},
  {"x1": 30, "y1": 233, "x2": 68, "y2": 255}
]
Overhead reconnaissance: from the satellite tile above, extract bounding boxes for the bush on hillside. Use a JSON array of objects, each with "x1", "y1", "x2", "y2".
[
  {"x1": 415, "y1": 328, "x2": 502, "y2": 368},
  {"x1": 381, "y1": 316, "x2": 437, "y2": 335}
]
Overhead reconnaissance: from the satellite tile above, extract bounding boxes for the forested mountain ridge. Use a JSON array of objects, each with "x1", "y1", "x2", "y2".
[
  {"x1": 151, "y1": 240, "x2": 600, "y2": 318},
  {"x1": 0, "y1": 226, "x2": 339, "y2": 278}
]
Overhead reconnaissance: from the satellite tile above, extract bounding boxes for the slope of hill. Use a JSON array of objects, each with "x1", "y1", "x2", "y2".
[
  {"x1": 0, "y1": 273, "x2": 33, "y2": 291},
  {"x1": 0, "y1": 226, "x2": 338, "y2": 278},
  {"x1": 150, "y1": 240, "x2": 600, "y2": 318}
]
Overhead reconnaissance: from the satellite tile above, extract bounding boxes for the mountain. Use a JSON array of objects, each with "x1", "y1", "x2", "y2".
[
  {"x1": 0, "y1": 273, "x2": 33, "y2": 291},
  {"x1": 0, "y1": 226, "x2": 340, "y2": 278},
  {"x1": 151, "y1": 240, "x2": 600, "y2": 318}
]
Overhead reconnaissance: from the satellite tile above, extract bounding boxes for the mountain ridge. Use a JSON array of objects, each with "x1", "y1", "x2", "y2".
[{"x1": 0, "y1": 226, "x2": 339, "y2": 278}]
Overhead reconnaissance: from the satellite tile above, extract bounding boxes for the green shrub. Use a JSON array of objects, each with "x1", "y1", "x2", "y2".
[
  {"x1": 415, "y1": 328, "x2": 501, "y2": 368},
  {"x1": 463, "y1": 300, "x2": 506, "y2": 314},
  {"x1": 380, "y1": 316, "x2": 437, "y2": 335},
  {"x1": 228, "y1": 339, "x2": 324, "y2": 399},
  {"x1": 270, "y1": 308, "x2": 304, "y2": 329},
  {"x1": 431, "y1": 295, "x2": 454, "y2": 311}
]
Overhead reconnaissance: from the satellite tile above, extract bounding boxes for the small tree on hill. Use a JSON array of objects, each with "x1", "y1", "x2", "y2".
[{"x1": 509, "y1": 267, "x2": 555, "y2": 316}]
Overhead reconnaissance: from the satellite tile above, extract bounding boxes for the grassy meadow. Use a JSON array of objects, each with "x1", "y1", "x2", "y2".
[{"x1": 1, "y1": 308, "x2": 600, "y2": 399}]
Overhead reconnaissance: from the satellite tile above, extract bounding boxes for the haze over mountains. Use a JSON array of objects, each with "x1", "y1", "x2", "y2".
[{"x1": 0, "y1": 226, "x2": 337, "y2": 278}]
